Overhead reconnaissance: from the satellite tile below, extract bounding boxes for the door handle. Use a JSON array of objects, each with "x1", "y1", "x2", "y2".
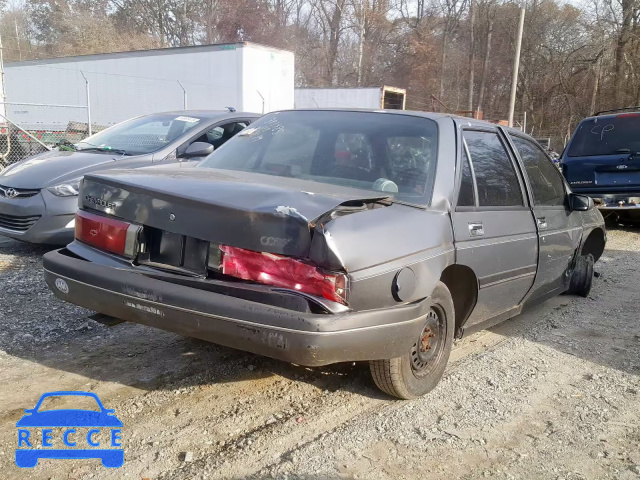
[
  {"x1": 537, "y1": 217, "x2": 548, "y2": 229},
  {"x1": 468, "y1": 222, "x2": 484, "y2": 237}
]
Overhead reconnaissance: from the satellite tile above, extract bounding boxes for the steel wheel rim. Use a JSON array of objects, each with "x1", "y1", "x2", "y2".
[{"x1": 410, "y1": 308, "x2": 445, "y2": 377}]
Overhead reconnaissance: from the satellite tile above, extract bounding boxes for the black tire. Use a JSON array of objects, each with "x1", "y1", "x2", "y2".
[
  {"x1": 369, "y1": 281, "x2": 455, "y2": 399},
  {"x1": 568, "y1": 253, "x2": 594, "y2": 297}
]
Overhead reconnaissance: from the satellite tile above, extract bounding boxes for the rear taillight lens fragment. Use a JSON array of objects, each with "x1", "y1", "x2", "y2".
[
  {"x1": 219, "y1": 245, "x2": 348, "y2": 305},
  {"x1": 75, "y1": 210, "x2": 140, "y2": 258}
]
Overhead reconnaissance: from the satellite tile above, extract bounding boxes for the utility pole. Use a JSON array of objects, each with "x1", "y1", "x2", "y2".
[
  {"x1": 357, "y1": 2, "x2": 366, "y2": 87},
  {"x1": 467, "y1": 0, "x2": 475, "y2": 113},
  {"x1": 590, "y1": 48, "x2": 603, "y2": 115},
  {"x1": 508, "y1": 2, "x2": 526, "y2": 127}
]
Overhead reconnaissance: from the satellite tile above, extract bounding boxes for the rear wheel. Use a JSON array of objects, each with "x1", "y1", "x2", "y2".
[
  {"x1": 369, "y1": 282, "x2": 455, "y2": 399},
  {"x1": 568, "y1": 253, "x2": 594, "y2": 297}
]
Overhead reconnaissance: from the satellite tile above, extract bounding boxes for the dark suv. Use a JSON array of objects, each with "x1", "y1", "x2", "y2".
[{"x1": 560, "y1": 108, "x2": 640, "y2": 224}]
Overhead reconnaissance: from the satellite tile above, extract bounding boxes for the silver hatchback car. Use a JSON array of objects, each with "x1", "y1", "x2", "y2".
[{"x1": 0, "y1": 110, "x2": 259, "y2": 244}]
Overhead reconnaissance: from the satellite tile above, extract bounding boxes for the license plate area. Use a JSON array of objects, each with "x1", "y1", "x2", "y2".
[
  {"x1": 596, "y1": 171, "x2": 640, "y2": 186},
  {"x1": 140, "y1": 227, "x2": 209, "y2": 275}
]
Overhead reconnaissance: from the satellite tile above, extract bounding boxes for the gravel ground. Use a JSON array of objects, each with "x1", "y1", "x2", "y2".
[{"x1": 0, "y1": 228, "x2": 639, "y2": 480}]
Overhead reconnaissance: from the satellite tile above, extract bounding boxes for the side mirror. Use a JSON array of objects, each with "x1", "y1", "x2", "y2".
[
  {"x1": 182, "y1": 142, "x2": 214, "y2": 158},
  {"x1": 570, "y1": 193, "x2": 594, "y2": 211}
]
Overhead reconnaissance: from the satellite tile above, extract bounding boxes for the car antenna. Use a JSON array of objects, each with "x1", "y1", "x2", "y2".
[{"x1": 226, "y1": 107, "x2": 236, "y2": 112}]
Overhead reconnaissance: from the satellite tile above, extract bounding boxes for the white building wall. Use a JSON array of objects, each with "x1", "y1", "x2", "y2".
[{"x1": 242, "y1": 45, "x2": 294, "y2": 113}]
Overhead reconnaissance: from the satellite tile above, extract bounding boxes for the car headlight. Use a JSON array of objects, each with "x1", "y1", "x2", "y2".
[{"x1": 47, "y1": 178, "x2": 82, "y2": 197}]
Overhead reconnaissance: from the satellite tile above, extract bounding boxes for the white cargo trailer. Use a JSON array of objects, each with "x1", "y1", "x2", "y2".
[
  {"x1": 294, "y1": 86, "x2": 406, "y2": 110},
  {"x1": 2, "y1": 42, "x2": 294, "y2": 131}
]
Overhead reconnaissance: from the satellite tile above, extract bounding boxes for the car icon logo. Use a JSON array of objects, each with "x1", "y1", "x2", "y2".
[
  {"x1": 5, "y1": 188, "x2": 18, "y2": 198},
  {"x1": 15, "y1": 391, "x2": 124, "y2": 468},
  {"x1": 90, "y1": 229, "x2": 99, "y2": 237}
]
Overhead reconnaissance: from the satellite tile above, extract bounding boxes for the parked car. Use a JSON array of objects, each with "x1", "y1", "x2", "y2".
[
  {"x1": 560, "y1": 107, "x2": 640, "y2": 225},
  {"x1": 43, "y1": 110, "x2": 606, "y2": 399},
  {"x1": 0, "y1": 110, "x2": 259, "y2": 244}
]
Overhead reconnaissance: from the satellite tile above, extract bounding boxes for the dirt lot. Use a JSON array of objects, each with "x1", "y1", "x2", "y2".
[{"x1": 0, "y1": 228, "x2": 639, "y2": 480}]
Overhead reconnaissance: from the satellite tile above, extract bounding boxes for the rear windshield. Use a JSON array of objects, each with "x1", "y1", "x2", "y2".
[
  {"x1": 567, "y1": 115, "x2": 640, "y2": 157},
  {"x1": 198, "y1": 111, "x2": 438, "y2": 204}
]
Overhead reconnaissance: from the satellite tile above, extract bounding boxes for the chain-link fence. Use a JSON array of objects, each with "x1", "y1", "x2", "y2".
[{"x1": 0, "y1": 101, "x2": 97, "y2": 167}]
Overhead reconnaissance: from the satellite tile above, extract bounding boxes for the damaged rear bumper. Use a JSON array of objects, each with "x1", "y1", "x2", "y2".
[{"x1": 43, "y1": 248, "x2": 429, "y2": 366}]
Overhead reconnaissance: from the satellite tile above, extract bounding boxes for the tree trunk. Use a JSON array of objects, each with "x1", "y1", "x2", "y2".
[
  {"x1": 325, "y1": 1, "x2": 345, "y2": 86},
  {"x1": 614, "y1": 0, "x2": 633, "y2": 106}
]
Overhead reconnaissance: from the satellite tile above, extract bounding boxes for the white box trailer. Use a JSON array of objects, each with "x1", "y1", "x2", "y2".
[
  {"x1": 2, "y1": 42, "x2": 294, "y2": 131},
  {"x1": 294, "y1": 86, "x2": 406, "y2": 110}
]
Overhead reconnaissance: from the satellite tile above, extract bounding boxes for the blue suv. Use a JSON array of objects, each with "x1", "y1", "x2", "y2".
[{"x1": 560, "y1": 107, "x2": 640, "y2": 224}]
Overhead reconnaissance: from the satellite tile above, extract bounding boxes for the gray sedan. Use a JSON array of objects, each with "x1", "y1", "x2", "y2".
[
  {"x1": 0, "y1": 110, "x2": 259, "y2": 244},
  {"x1": 43, "y1": 109, "x2": 606, "y2": 399}
]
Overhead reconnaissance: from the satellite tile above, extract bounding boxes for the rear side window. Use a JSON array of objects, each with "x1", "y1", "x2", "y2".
[
  {"x1": 567, "y1": 115, "x2": 640, "y2": 157},
  {"x1": 463, "y1": 131, "x2": 524, "y2": 207},
  {"x1": 457, "y1": 144, "x2": 475, "y2": 207},
  {"x1": 512, "y1": 136, "x2": 566, "y2": 206}
]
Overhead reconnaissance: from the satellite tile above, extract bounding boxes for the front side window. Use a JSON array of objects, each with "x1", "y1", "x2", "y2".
[
  {"x1": 512, "y1": 136, "x2": 566, "y2": 206},
  {"x1": 463, "y1": 130, "x2": 524, "y2": 207},
  {"x1": 75, "y1": 113, "x2": 205, "y2": 156},
  {"x1": 199, "y1": 111, "x2": 439, "y2": 203}
]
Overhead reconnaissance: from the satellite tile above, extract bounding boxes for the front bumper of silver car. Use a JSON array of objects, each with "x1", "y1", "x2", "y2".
[{"x1": 0, "y1": 189, "x2": 77, "y2": 244}]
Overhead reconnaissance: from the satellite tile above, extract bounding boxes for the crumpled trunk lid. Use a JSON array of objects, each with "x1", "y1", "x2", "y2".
[{"x1": 81, "y1": 168, "x2": 389, "y2": 261}]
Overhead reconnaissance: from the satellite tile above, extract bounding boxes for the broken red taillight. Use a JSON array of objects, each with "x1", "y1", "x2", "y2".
[
  {"x1": 219, "y1": 245, "x2": 348, "y2": 305},
  {"x1": 75, "y1": 210, "x2": 140, "y2": 258}
]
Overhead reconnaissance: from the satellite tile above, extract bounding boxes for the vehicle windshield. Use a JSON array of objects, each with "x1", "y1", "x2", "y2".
[
  {"x1": 567, "y1": 114, "x2": 640, "y2": 157},
  {"x1": 198, "y1": 111, "x2": 438, "y2": 203},
  {"x1": 75, "y1": 113, "x2": 205, "y2": 156}
]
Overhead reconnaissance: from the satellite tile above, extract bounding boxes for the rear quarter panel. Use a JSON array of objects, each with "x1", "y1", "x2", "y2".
[{"x1": 317, "y1": 206, "x2": 454, "y2": 310}]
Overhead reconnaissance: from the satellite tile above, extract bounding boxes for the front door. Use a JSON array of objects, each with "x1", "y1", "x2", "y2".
[{"x1": 508, "y1": 133, "x2": 582, "y2": 300}]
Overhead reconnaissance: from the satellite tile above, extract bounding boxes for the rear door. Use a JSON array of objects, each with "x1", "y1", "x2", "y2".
[
  {"x1": 508, "y1": 133, "x2": 582, "y2": 300},
  {"x1": 562, "y1": 114, "x2": 640, "y2": 195},
  {"x1": 451, "y1": 126, "x2": 538, "y2": 327}
]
